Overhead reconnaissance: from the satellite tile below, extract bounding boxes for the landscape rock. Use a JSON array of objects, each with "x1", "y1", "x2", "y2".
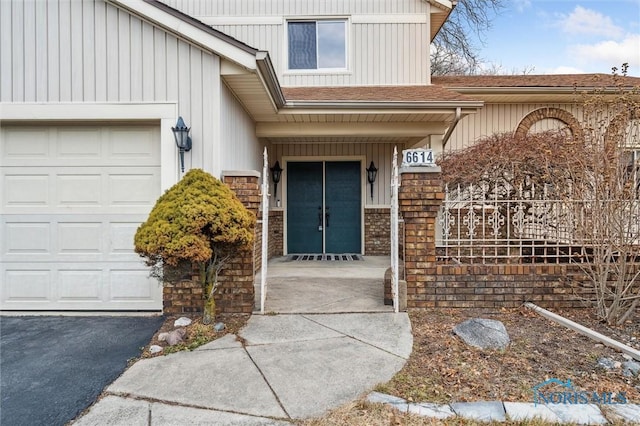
[
  {"x1": 149, "y1": 345, "x2": 163, "y2": 354},
  {"x1": 453, "y1": 318, "x2": 510, "y2": 350},
  {"x1": 623, "y1": 361, "x2": 640, "y2": 377},
  {"x1": 214, "y1": 322, "x2": 225, "y2": 332},
  {"x1": 158, "y1": 328, "x2": 186, "y2": 346},
  {"x1": 597, "y1": 357, "x2": 616, "y2": 370},
  {"x1": 174, "y1": 317, "x2": 192, "y2": 327}
]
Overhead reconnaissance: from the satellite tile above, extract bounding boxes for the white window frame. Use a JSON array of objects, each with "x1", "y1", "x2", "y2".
[{"x1": 284, "y1": 17, "x2": 350, "y2": 74}]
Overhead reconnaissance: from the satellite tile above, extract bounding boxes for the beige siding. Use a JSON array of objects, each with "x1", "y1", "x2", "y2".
[
  {"x1": 162, "y1": 0, "x2": 430, "y2": 86},
  {"x1": 221, "y1": 83, "x2": 262, "y2": 171},
  {"x1": 0, "y1": 0, "x2": 223, "y2": 173},
  {"x1": 445, "y1": 103, "x2": 584, "y2": 152},
  {"x1": 164, "y1": 0, "x2": 429, "y2": 16},
  {"x1": 269, "y1": 142, "x2": 399, "y2": 205}
]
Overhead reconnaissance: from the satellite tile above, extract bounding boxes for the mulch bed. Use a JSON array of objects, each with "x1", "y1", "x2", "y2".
[
  {"x1": 377, "y1": 307, "x2": 640, "y2": 405},
  {"x1": 140, "y1": 313, "x2": 250, "y2": 358}
]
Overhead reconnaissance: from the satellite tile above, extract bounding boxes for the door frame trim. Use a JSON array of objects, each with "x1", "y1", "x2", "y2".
[{"x1": 282, "y1": 155, "x2": 366, "y2": 255}]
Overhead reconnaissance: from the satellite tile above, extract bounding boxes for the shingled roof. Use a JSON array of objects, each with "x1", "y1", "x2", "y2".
[
  {"x1": 282, "y1": 85, "x2": 477, "y2": 103},
  {"x1": 431, "y1": 74, "x2": 640, "y2": 88}
]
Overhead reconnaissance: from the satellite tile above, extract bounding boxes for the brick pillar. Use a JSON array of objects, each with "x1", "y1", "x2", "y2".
[
  {"x1": 398, "y1": 166, "x2": 444, "y2": 308},
  {"x1": 214, "y1": 171, "x2": 261, "y2": 314}
]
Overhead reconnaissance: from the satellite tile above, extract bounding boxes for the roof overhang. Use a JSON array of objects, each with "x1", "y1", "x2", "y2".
[
  {"x1": 425, "y1": 0, "x2": 456, "y2": 41},
  {"x1": 440, "y1": 87, "x2": 638, "y2": 103},
  {"x1": 108, "y1": 0, "x2": 482, "y2": 144},
  {"x1": 107, "y1": 0, "x2": 285, "y2": 117}
]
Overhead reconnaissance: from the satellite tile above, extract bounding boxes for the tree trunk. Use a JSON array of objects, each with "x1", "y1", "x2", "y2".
[{"x1": 203, "y1": 296, "x2": 216, "y2": 325}]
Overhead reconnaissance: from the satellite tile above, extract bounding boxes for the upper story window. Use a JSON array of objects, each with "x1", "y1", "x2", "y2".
[{"x1": 288, "y1": 20, "x2": 347, "y2": 71}]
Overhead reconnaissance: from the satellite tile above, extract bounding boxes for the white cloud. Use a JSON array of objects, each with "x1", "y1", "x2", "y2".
[
  {"x1": 571, "y1": 34, "x2": 640, "y2": 70},
  {"x1": 558, "y1": 6, "x2": 624, "y2": 39},
  {"x1": 546, "y1": 65, "x2": 586, "y2": 75},
  {"x1": 513, "y1": 0, "x2": 531, "y2": 13}
]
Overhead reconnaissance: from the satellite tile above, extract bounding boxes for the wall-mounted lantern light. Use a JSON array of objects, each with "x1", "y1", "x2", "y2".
[
  {"x1": 172, "y1": 116, "x2": 192, "y2": 173},
  {"x1": 270, "y1": 161, "x2": 283, "y2": 199},
  {"x1": 366, "y1": 161, "x2": 378, "y2": 200}
]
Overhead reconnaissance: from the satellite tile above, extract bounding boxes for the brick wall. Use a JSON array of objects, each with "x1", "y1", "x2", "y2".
[
  {"x1": 268, "y1": 209, "x2": 284, "y2": 258},
  {"x1": 430, "y1": 264, "x2": 593, "y2": 309},
  {"x1": 365, "y1": 207, "x2": 390, "y2": 255},
  {"x1": 398, "y1": 167, "x2": 444, "y2": 309}
]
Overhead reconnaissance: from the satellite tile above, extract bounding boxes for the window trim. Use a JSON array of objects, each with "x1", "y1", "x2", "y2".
[{"x1": 284, "y1": 17, "x2": 350, "y2": 74}]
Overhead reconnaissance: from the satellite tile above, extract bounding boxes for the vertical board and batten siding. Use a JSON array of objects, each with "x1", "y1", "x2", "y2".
[
  {"x1": 221, "y1": 83, "x2": 262, "y2": 171},
  {"x1": 445, "y1": 103, "x2": 584, "y2": 152},
  {"x1": 270, "y1": 143, "x2": 399, "y2": 205},
  {"x1": 162, "y1": 0, "x2": 430, "y2": 86},
  {"x1": 165, "y1": 0, "x2": 430, "y2": 15},
  {"x1": 0, "y1": 0, "x2": 227, "y2": 173}
]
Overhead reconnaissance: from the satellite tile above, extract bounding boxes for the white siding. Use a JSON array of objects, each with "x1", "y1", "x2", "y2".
[
  {"x1": 445, "y1": 104, "x2": 583, "y2": 152},
  {"x1": 162, "y1": 0, "x2": 430, "y2": 86},
  {"x1": 221, "y1": 83, "x2": 262, "y2": 171},
  {"x1": 0, "y1": 0, "x2": 224, "y2": 174},
  {"x1": 270, "y1": 143, "x2": 399, "y2": 205},
  {"x1": 165, "y1": 0, "x2": 429, "y2": 17}
]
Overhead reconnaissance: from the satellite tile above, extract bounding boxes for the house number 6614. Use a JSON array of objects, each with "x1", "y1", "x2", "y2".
[{"x1": 402, "y1": 149, "x2": 435, "y2": 167}]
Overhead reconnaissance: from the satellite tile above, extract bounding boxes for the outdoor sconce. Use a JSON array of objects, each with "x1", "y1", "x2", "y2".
[
  {"x1": 172, "y1": 116, "x2": 192, "y2": 173},
  {"x1": 270, "y1": 161, "x2": 283, "y2": 199},
  {"x1": 366, "y1": 161, "x2": 378, "y2": 200}
]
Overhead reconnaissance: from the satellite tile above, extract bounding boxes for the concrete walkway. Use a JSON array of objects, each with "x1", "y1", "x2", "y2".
[
  {"x1": 256, "y1": 256, "x2": 393, "y2": 314},
  {"x1": 72, "y1": 312, "x2": 412, "y2": 425}
]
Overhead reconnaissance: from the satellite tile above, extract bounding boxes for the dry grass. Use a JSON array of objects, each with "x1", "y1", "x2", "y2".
[
  {"x1": 297, "y1": 400, "x2": 574, "y2": 425},
  {"x1": 301, "y1": 306, "x2": 639, "y2": 425}
]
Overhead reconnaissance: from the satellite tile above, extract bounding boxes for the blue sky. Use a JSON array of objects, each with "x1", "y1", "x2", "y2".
[{"x1": 475, "y1": 0, "x2": 640, "y2": 76}]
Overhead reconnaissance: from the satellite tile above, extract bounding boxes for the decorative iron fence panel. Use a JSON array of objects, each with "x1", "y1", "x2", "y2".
[{"x1": 437, "y1": 183, "x2": 640, "y2": 264}]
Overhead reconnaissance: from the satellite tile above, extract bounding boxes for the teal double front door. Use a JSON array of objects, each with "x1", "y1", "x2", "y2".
[{"x1": 287, "y1": 161, "x2": 362, "y2": 254}]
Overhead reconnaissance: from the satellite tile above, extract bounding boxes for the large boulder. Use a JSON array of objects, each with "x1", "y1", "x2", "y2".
[{"x1": 453, "y1": 318, "x2": 510, "y2": 350}]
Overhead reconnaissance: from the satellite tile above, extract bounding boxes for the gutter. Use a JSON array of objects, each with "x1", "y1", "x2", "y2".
[
  {"x1": 282, "y1": 101, "x2": 483, "y2": 110},
  {"x1": 442, "y1": 106, "x2": 461, "y2": 148},
  {"x1": 256, "y1": 52, "x2": 287, "y2": 109}
]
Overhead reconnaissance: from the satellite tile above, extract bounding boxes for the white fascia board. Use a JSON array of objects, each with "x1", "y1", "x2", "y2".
[
  {"x1": 426, "y1": 0, "x2": 454, "y2": 12},
  {"x1": 108, "y1": 0, "x2": 258, "y2": 70},
  {"x1": 0, "y1": 102, "x2": 177, "y2": 120},
  {"x1": 256, "y1": 122, "x2": 448, "y2": 138},
  {"x1": 282, "y1": 101, "x2": 484, "y2": 111}
]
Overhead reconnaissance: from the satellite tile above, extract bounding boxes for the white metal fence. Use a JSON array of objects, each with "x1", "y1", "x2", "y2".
[{"x1": 437, "y1": 182, "x2": 640, "y2": 264}]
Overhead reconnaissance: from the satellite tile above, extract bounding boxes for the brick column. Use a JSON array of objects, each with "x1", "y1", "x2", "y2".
[
  {"x1": 398, "y1": 166, "x2": 444, "y2": 308},
  {"x1": 215, "y1": 171, "x2": 261, "y2": 314}
]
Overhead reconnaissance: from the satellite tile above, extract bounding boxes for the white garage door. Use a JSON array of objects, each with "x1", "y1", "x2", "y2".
[{"x1": 0, "y1": 123, "x2": 163, "y2": 311}]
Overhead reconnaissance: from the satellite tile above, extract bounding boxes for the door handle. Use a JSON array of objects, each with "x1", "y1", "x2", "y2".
[
  {"x1": 318, "y1": 206, "x2": 323, "y2": 231},
  {"x1": 325, "y1": 206, "x2": 330, "y2": 227}
]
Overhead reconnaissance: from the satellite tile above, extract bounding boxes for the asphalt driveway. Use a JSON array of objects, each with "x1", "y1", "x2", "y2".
[{"x1": 0, "y1": 315, "x2": 164, "y2": 426}]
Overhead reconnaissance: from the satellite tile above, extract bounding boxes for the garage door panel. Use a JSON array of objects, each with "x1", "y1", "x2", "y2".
[
  {"x1": 110, "y1": 222, "x2": 141, "y2": 254},
  {"x1": 1, "y1": 125, "x2": 159, "y2": 167},
  {"x1": 57, "y1": 174, "x2": 102, "y2": 206},
  {"x1": 5, "y1": 222, "x2": 51, "y2": 254},
  {"x1": 4, "y1": 174, "x2": 50, "y2": 206},
  {"x1": 3, "y1": 269, "x2": 51, "y2": 302},
  {"x1": 110, "y1": 270, "x2": 158, "y2": 300},
  {"x1": 1, "y1": 127, "x2": 51, "y2": 160},
  {"x1": 57, "y1": 270, "x2": 103, "y2": 300},
  {"x1": 2, "y1": 168, "x2": 160, "y2": 214},
  {"x1": 3, "y1": 215, "x2": 148, "y2": 262},
  {"x1": 58, "y1": 222, "x2": 103, "y2": 254},
  {"x1": 1, "y1": 263, "x2": 161, "y2": 310},
  {"x1": 109, "y1": 173, "x2": 160, "y2": 206}
]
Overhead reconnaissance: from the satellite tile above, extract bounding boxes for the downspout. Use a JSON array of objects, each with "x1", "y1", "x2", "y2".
[{"x1": 442, "y1": 107, "x2": 461, "y2": 148}]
